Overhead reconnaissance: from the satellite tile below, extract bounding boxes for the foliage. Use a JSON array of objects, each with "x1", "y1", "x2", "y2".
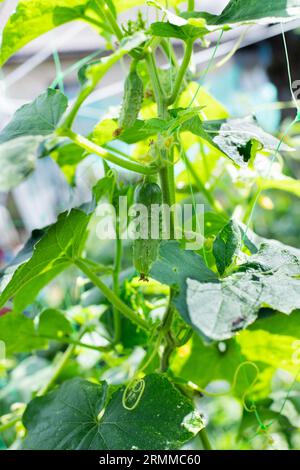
[{"x1": 0, "y1": 0, "x2": 300, "y2": 451}]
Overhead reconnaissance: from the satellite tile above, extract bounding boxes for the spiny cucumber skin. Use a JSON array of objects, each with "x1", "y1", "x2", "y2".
[
  {"x1": 133, "y1": 239, "x2": 160, "y2": 279},
  {"x1": 119, "y1": 70, "x2": 143, "y2": 130},
  {"x1": 133, "y1": 182, "x2": 162, "y2": 279}
]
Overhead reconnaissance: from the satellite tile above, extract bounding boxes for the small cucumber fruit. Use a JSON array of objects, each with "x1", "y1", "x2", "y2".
[{"x1": 132, "y1": 180, "x2": 162, "y2": 280}]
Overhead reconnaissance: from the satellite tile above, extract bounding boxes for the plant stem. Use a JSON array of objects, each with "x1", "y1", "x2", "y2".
[
  {"x1": 160, "y1": 39, "x2": 179, "y2": 67},
  {"x1": 199, "y1": 428, "x2": 213, "y2": 450},
  {"x1": 96, "y1": 0, "x2": 123, "y2": 40},
  {"x1": 62, "y1": 130, "x2": 156, "y2": 175},
  {"x1": 167, "y1": 40, "x2": 193, "y2": 105},
  {"x1": 188, "y1": 0, "x2": 195, "y2": 11},
  {"x1": 112, "y1": 215, "x2": 122, "y2": 343},
  {"x1": 145, "y1": 52, "x2": 166, "y2": 117},
  {"x1": 159, "y1": 165, "x2": 175, "y2": 238},
  {"x1": 40, "y1": 335, "x2": 111, "y2": 353},
  {"x1": 146, "y1": 50, "x2": 176, "y2": 236},
  {"x1": 160, "y1": 289, "x2": 176, "y2": 372},
  {"x1": 0, "y1": 415, "x2": 22, "y2": 434},
  {"x1": 75, "y1": 258, "x2": 149, "y2": 331},
  {"x1": 38, "y1": 338, "x2": 80, "y2": 397}
]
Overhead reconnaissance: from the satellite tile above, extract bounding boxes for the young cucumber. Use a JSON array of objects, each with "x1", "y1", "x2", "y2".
[
  {"x1": 133, "y1": 180, "x2": 162, "y2": 280},
  {"x1": 119, "y1": 69, "x2": 143, "y2": 130}
]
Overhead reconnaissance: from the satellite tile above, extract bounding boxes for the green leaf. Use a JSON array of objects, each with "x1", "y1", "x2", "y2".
[
  {"x1": 0, "y1": 89, "x2": 68, "y2": 144},
  {"x1": 0, "y1": 309, "x2": 73, "y2": 356},
  {"x1": 249, "y1": 309, "x2": 300, "y2": 337},
  {"x1": 258, "y1": 175, "x2": 300, "y2": 198},
  {"x1": 0, "y1": 176, "x2": 113, "y2": 311},
  {"x1": 23, "y1": 375, "x2": 199, "y2": 450},
  {"x1": 212, "y1": 0, "x2": 300, "y2": 24},
  {"x1": 150, "y1": 241, "x2": 217, "y2": 327},
  {"x1": 38, "y1": 309, "x2": 73, "y2": 338},
  {"x1": 213, "y1": 219, "x2": 241, "y2": 275},
  {"x1": 50, "y1": 141, "x2": 86, "y2": 185},
  {"x1": 0, "y1": 89, "x2": 68, "y2": 190},
  {"x1": 126, "y1": 114, "x2": 291, "y2": 169},
  {"x1": 0, "y1": 136, "x2": 43, "y2": 191},
  {"x1": 150, "y1": 21, "x2": 209, "y2": 40},
  {"x1": 237, "y1": 326, "x2": 300, "y2": 374},
  {"x1": 0, "y1": 0, "x2": 102, "y2": 65},
  {"x1": 183, "y1": 0, "x2": 300, "y2": 25},
  {"x1": 203, "y1": 116, "x2": 293, "y2": 167},
  {"x1": 0, "y1": 312, "x2": 47, "y2": 355},
  {"x1": 92, "y1": 119, "x2": 119, "y2": 146},
  {"x1": 186, "y1": 239, "x2": 300, "y2": 340},
  {"x1": 171, "y1": 334, "x2": 259, "y2": 398}
]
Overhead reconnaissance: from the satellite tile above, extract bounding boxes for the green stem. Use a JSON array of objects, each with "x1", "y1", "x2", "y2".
[
  {"x1": 40, "y1": 335, "x2": 111, "y2": 353},
  {"x1": 243, "y1": 186, "x2": 260, "y2": 224},
  {"x1": 160, "y1": 39, "x2": 179, "y2": 67},
  {"x1": 112, "y1": 214, "x2": 122, "y2": 343},
  {"x1": 60, "y1": 88, "x2": 91, "y2": 130},
  {"x1": 159, "y1": 165, "x2": 175, "y2": 238},
  {"x1": 75, "y1": 258, "x2": 149, "y2": 331},
  {"x1": 188, "y1": 0, "x2": 195, "y2": 11},
  {"x1": 160, "y1": 289, "x2": 176, "y2": 372},
  {"x1": 146, "y1": 52, "x2": 176, "y2": 236},
  {"x1": 62, "y1": 130, "x2": 156, "y2": 175},
  {"x1": 0, "y1": 415, "x2": 22, "y2": 434},
  {"x1": 167, "y1": 40, "x2": 193, "y2": 105},
  {"x1": 96, "y1": 0, "x2": 123, "y2": 40},
  {"x1": 145, "y1": 52, "x2": 166, "y2": 117},
  {"x1": 38, "y1": 336, "x2": 81, "y2": 397},
  {"x1": 199, "y1": 428, "x2": 213, "y2": 450}
]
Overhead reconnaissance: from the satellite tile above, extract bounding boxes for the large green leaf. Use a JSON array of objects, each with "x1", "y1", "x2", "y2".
[
  {"x1": 150, "y1": 21, "x2": 209, "y2": 40},
  {"x1": 0, "y1": 312, "x2": 47, "y2": 355},
  {"x1": 23, "y1": 375, "x2": 201, "y2": 450},
  {"x1": 0, "y1": 89, "x2": 68, "y2": 190},
  {"x1": 172, "y1": 334, "x2": 247, "y2": 390},
  {"x1": 183, "y1": 0, "x2": 300, "y2": 25},
  {"x1": 186, "y1": 240, "x2": 300, "y2": 340},
  {"x1": 150, "y1": 241, "x2": 217, "y2": 326},
  {"x1": 202, "y1": 117, "x2": 293, "y2": 168},
  {"x1": 38, "y1": 308, "x2": 73, "y2": 338},
  {"x1": 0, "y1": 176, "x2": 113, "y2": 311},
  {"x1": 0, "y1": 89, "x2": 68, "y2": 144},
  {"x1": 0, "y1": 136, "x2": 43, "y2": 191},
  {"x1": 237, "y1": 310, "x2": 300, "y2": 374},
  {"x1": 212, "y1": 0, "x2": 300, "y2": 24},
  {"x1": 0, "y1": 309, "x2": 72, "y2": 355},
  {"x1": 0, "y1": 0, "x2": 101, "y2": 65}
]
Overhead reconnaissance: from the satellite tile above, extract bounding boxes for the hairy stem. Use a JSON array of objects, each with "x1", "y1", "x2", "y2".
[
  {"x1": 39, "y1": 335, "x2": 111, "y2": 353},
  {"x1": 112, "y1": 215, "x2": 122, "y2": 343},
  {"x1": 0, "y1": 415, "x2": 22, "y2": 434},
  {"x1": 75, "y1": 258, "x2": 149, "y2": 331},
  {"x1": 96, "y1": 0, "x2": 123, "y2": 40},
  {"x1": 62, "y1": 130, "x2": 156, "y2": 175},
  {"x1": 188, "y1": 0, "x2": 195, "y2": 11},
  {"x1": 167, "y1": 40, "x2": 194, "y2": 105},
  {"x1": 145, "y1": 52, "x2": 166, "y2": 117},
  {"x1": 199, "y1": 428, "x2": 213, "y2": 450},
  {"x1": 38, "y1": 333, "x2": 83, "y2": 397}
]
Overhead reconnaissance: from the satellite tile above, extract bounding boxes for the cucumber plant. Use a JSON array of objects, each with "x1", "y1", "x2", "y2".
[{"x1": 0, "y1": 0, "x2": 300, "y2": 451}]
